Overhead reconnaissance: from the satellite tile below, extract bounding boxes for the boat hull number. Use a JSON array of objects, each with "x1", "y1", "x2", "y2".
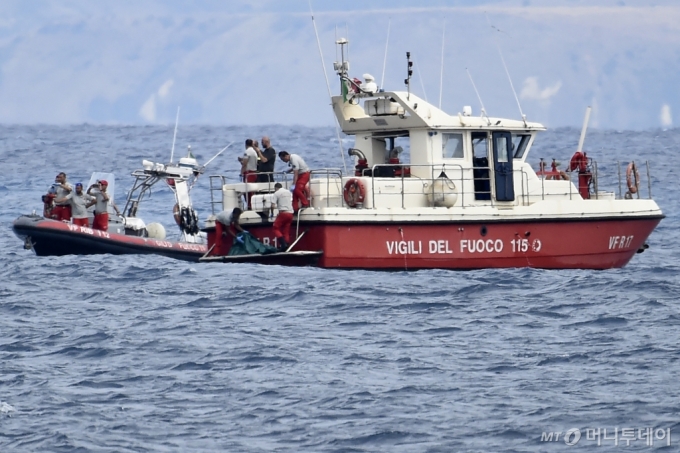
[{"x1": 385, "y1": 238, "x2": 545, "y2": 255}]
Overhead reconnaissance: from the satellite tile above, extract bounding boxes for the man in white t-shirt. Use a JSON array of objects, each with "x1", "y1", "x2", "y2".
[
  {"x1": 55, "y1": 182, "x2": 94, "y2": 226},
  {"x1": 269, "y1": 183, "x2": 294, "y2": 251},
  {"x1": 238, "y1": 139, "x2": 259, "y2": 209},
  {"x1": 238, "y1": 139, "x2": 259, "y2": 183},
  {"x1": 214, "y1": 207, "x2": 245, "y2": 255},
  {"x1": 278, "y1": 150, "x2": 310, "y2": 212}
]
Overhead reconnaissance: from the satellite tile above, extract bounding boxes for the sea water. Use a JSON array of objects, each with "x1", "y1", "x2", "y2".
[{"x1": 1, "y1": 125, "x2": 679, "y2": 452}]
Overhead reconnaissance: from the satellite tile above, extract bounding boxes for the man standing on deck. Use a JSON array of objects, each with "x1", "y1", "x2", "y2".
[
  {"x1": 55, "y1": 182, "x2": 94, "y2": 226},
  {"x1": 256, "y1": 136, "x2": 276, "y2": 183},
  {"x1": 87, "y1": 180, "x2": 120, "y2": 231},
  {"x1": 278, "y1": 150, "x2": 310, "y2": 213},
  {"x1": 269, "y1": 183, "x2": 293, "y2": 251},
  {"x1": 238, "y1": 139, "x2": 258, "y2": 183},
  {"x1": 51, "y1": 172, "x2": 73, "y2": 221},
  {"x1": 238, "y1": 139, "x2": 258, "y2": 208}
]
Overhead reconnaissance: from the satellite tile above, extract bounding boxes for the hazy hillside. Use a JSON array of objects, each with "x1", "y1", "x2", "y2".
[{"x1": 0, "y1": 0, "x2": 677, "y2": 129}]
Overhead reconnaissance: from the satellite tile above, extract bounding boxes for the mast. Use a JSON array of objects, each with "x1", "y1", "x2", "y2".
[{"x1": 404, "y1": 52, "x2": 413, "y2": 100}]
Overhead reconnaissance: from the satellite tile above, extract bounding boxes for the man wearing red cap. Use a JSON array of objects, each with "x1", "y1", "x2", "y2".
[{"x1": 87, "y1": 180, "x2": 120, "y2": 231}]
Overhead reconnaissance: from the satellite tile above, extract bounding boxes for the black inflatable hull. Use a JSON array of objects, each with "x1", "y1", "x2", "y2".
[{"x1": 13, "y1": 215, "x2": 207, "y2": 262}]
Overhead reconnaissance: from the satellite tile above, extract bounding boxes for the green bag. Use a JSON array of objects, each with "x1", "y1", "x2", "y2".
[{"x1": 228, "y1": 232, "x2": 278, "y2": 256}]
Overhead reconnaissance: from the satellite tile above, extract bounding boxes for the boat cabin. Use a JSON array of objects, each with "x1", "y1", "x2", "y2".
[{"x1": 331, "y1": 87, "x2": 549, "y2": 207}]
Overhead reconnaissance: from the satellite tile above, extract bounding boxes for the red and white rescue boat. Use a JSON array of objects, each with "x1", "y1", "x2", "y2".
[{"x1": 201, "y1": 39, "x2": 663, "y2": 270}]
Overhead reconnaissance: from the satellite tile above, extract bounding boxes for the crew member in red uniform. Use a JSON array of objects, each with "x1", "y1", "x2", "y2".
[
  {"x1": 55, "y1": 182, "x2": 94, "y2": 226},
  {"x1": 51, "y1": 172, "x2": 73, "y2": 221},
  {"x1": 214, "y1": 208, "x2": 244, "y2": 255},
  {"x1": 42, "y1": 194, "x2": 56, "y2": 219},
  {"x1": 87, "y1": 180, "x2": 120, "y2": 231},
  {"x1": 269, "y1": 183, "x2": 294, "y2": 251},
  {"x1": 278, "y1": 151, "x2": 310, "y2": 213}
]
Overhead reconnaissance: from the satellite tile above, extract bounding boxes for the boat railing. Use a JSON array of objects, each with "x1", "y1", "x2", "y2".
[
  {"x1": 614, "y1": 160, "x2": 653, "y2": 200},
  {"x1": 359, "y1": 160, "x2": 649, "y2": 208},
  {"x1": 533, "y1": 158, "x2": 654, "y2": 201},
  {"x1": 309, "y1": 169, "x2": 344, "y2": 208},
  {"x1": 209, "y1": 170, "x2": 331, "y2": 213},
  {"x1": 358, "y1": 163, "x2": 576, "y2": 207},
  {"x1": 209, "y1": 159, "x2": 654, "y2": 214},
  {"x1": 208, "y1": 175, "x2": 227, "y2": 215},
  {"x1": 122, "y1": 170, "x2": 164, "y2": 217},
  {"x1": 363, "y1": 163, "x2": 467, "y2": 209}
]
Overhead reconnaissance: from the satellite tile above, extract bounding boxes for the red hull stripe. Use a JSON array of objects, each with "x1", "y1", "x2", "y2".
[
  {"x1": 210, "y1": 217, "x2": 661, "y2": 269},
  {"x1": 20, "y1": 218, "x2": 207, "y2": 256}
]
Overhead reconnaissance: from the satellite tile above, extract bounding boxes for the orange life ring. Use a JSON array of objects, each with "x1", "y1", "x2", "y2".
[
  {"x1": 173, "y1": 203, "x2": 181, "y2": 225},
  {"x1": 626, "y1": 162, "x2": 640, "y2": 194},
  {"x1": 343, "y1": 178, "x2": 365, "y2": 208}
]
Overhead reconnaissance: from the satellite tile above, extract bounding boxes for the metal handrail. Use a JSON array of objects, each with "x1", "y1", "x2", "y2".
[
  {"x1": 363, "y1": 163, "x2": 467, "y2": 209},
  {"x1": 208, "y1": 175, "x2": 226, "y2": 215},
  {"x1": 309, "y1": 168, "x2": 344, "y2": 208},
  {"x1": 208, "y1": 158, "x2": 655, "y2": 215}
]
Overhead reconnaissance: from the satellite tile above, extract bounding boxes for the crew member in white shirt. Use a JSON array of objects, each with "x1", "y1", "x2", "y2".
[
  {"x1": 269, "y1": 183, "x2": 294, "y2": 251},
  {"x1": 278, "y1": 150, "x2": 310, "y2": 212},
  {"x1": 55, "y1": 182, "x2": 94, "y2": 226},
  {"x1": 87, "y1": 180, "x2": 120, "y2": 231},
  {"x1": 238, "y1": 139, "x2": 259, "y2": 208},
  {"x1": 214, "y1": 207, "x2": 245, "y2": 255},
  {"x1": 238, "y1": 139, "x2": 259, "y2": 183}
]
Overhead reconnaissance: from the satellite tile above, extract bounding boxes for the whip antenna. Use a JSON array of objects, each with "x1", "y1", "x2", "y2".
[
  {"x1": 466, "y1": 68, "x2": 490, "y2": 125},
  {"x1": 486, "y1": 13, "x2": 526, "y2": 125},
  {"x1": 439, "y1": 23, "x2": 446, "y2": 109},
  {"x1": 308, "y1": 0, "x2": 348, "y2": 174},
  {"x1": 203, "y1": 142, "x2": 234, "y2": 168},
  {"x1": 577, "y1": 106, "x2": 592, "y2": 152},
  {"x1": 170, "y1": 106, "x2": 180, "y2": 163},
  {"x1": 415, "y1": 58, "x2": 428, "y2": 102},
  {"x1": 380, "y1": 18, "x2": 391, "y2": 90}
]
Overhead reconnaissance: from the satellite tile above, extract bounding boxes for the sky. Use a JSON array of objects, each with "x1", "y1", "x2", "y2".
[{"x1": 0, "y1": 0, "x2": 679, "y2": 129}]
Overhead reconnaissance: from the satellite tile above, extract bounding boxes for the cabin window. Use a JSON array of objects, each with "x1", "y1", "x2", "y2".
[
  {"x1": 472, "y1": 132, "x2": 489, "y2": 160},
  {"x1": 495, "y1": 136, "x2": 509, "y2": 163},
  {"x1": 442, "y1": 133, "x2": 464, "y2": 159},
  {"x1": 512, "y1": 134, "x2": 530, "y2": 159}
]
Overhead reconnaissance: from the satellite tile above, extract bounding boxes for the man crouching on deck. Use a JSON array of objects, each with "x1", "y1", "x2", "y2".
[
  {"x1": 214, "y1": 208, "x2": 245, "y2": 255},
  {"x1": 87, "y1": 180, "x2": 120, "y2": 231},
  {"x1": 270, "y1": 183, "x2": 293, "y2": 251}
]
